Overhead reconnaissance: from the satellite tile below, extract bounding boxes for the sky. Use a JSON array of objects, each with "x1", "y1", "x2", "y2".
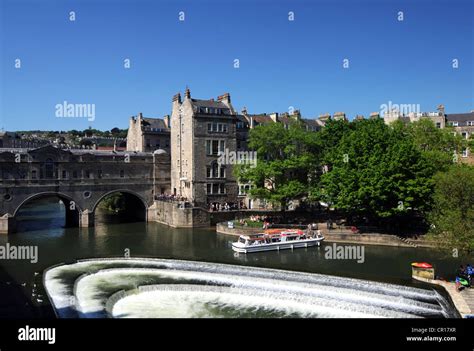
[{"x1": 0, "y1": 0, "x2": 473, "y2": 131}]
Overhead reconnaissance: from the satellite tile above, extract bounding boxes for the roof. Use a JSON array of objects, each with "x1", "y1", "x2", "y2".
[
  {"x1": 302, "y1": 118, "x2": 325, "y2": 128},
  {"x1": 249, "y1": 114, "x2": 273, "y2": 124},
  {"x1": 446, "y1": 112, "x2": 474, "y2": 123},
  {"x1": 141, "y1": 118, "x2": 169, "y2": 130},
  {"x1": 191, "y1": 99, "x2": 228, "y2": 109}
]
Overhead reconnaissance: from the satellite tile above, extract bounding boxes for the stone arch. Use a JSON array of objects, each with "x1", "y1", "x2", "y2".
[
  {"x1": 92, "y1": 189, "x2": 148, "y2": 222},
  {"x1": 13, "y1": 191, "x2": 82, "y2": 229},
  {"x1": 13, "y1": 192, "x2": 82, "y2": 217}
]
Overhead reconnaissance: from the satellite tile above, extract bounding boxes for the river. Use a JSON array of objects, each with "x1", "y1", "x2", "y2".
[{"x1": 0, "y1": 199, "x2": 470, "y2": 318}]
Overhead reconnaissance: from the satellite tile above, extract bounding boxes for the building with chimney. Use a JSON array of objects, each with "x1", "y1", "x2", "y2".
[
  {"x1": 126, "y1": 112, "x2": 170, "y2": 152},
  {"x1": 170, "y1": 88, "x2": 239, "y2": 208}
]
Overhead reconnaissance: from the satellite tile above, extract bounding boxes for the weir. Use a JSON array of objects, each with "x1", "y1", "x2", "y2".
[{"x1": 43, "y1": 258, "x2": 457, "y2": 319}]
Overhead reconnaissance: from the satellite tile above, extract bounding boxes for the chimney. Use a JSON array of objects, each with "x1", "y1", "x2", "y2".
[
  {"x1": 172, "y1": 92, "x2": 182, "y2": 103},
  {"x1": 138, "y1": 112, "x2": 143, "y2": 120},
  {"x1": 291, "y1": 109, "x2": 301, "y2": 120},
  {"x1": 241, "y1": 107, "x2": 248, "y2": 115},
  {"x1": 163, "y1": 115, "x2": 170, "y2": 128},
  {"x1": 333, "y1": 112, "x2": 346, "y2": 121},
  {"x1": 185, "y1": 87, "x2": 191, "y2": 99},
  {"x1": 318, "y1": 113, "x2": 331, "y2": 121},
  {"x1": 437, "y1": 104, "x2": 445, "y2": 116},
  {"x1": 369, "y1": 112, "x2": 380, "y2": 119},
  {"x1": 217, "y1": 93, "x2": 231, "y2": 104}
]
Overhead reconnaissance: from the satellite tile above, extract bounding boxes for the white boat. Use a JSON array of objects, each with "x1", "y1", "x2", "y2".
[{"x1": 232, "y1": 229, "x2": 325, "y2": 253}]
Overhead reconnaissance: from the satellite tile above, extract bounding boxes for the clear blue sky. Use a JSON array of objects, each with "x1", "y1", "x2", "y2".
[{"x1": 1, "y1": 0, "x2": 473, "y2": 131}]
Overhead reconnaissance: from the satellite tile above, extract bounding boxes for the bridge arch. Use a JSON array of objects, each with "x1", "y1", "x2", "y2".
[
  {"x1": 13, "y1": 192, "x2": 83, "y2": 217},
  {"x1": 13, "y1": 191, "x2": 83, "y2": 230},
  {"x1": 92, "y1": 189, "x2": 149, "y2": 222}
]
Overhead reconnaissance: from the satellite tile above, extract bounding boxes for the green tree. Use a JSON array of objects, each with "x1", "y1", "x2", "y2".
[
  {"x1": 236, "y1": 121, "x2": 320, "y2": 211},
  {"x1": 428, "y1": 165, "x2": 474, "y2": 254},
  {"x1": 392, "y1": 118, "x2": 464, "y2": 173},
  {"x1": 315, "y1": 118, "x2": 434, "y2": 227}
]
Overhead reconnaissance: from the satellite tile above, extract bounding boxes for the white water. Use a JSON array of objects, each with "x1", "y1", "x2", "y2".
[{"x1": 43, "y1": 258, "x2": 454, "y2": 318}]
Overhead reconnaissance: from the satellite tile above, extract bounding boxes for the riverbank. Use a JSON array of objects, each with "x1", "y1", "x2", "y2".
[
  {"x1": 412, "y1": 275, "x2": 474, "y2": 318},
  {"x1": 216, "y1": 222, "x2": 437, "y2": 249}
]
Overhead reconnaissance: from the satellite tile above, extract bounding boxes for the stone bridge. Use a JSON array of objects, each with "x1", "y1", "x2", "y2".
[{"x1": 0, "y1": 145, "x2": 170, "y2": 233}]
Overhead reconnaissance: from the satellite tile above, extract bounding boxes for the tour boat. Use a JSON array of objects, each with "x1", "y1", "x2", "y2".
[{"x1": 232, "y1": 229, "x2": 324, "y2": 253}]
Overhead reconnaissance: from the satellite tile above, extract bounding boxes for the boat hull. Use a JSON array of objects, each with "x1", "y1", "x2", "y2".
[{"x1": 232, "y1": 237, "x2": 324, "y2": 253}]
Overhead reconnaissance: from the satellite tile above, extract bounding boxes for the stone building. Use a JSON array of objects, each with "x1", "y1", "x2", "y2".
[
  {"x1": 126, "y1": 112, "x2": 170, "y2": 152},
  {"x1": 446, "y1": 111, "x2": 474, "y2": 162},
  {"x1": 383, "y1": 105, "x2": 474, "y2": 162},
  {"x1": 170, "y1": 88, "x2": 239, "y2": 208}
]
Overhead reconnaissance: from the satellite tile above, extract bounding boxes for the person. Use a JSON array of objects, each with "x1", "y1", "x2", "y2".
[{"x1": 455, "y1": 265, "x2": 469, "y2": 291}]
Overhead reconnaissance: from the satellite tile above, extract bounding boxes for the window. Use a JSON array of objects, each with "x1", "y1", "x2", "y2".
[
  {"x1": 206, "y1": 183, "x2": 226, "y2": 194},
  {"x1": 85, "y1": 170, "x2": 91, "y2": 179},
  {"x1": 450, "y1": 121, "x2": 459, "y2": 127},
  {"x1": 62, "y1": 170, "x2": 67, "y2": 179},
  {"x1": 120, "y1": 170, "x2": 125, "y2": 178},
  {"x1": 206, "y1": 140, "x2": 224, "y2": 155},
  {"x1": 462, "y1": 132, "x2": 469, "y2": 139},
  {"x1": 73, "y1": 171, "x2": 78, "y2": 179},
  {"x1": 208, "y1": 123, "x2": 228, "y2": 133},
  {"x1": 462, "y1": 148, "x2": 469, "y2": 158},
  {"x1": 468, "y1": 121, "x2": 474, "y2": 126},
  {"x1": 212, "y1": 165, "x2": 219, "y2": 178},
  {"x1": 98, "y1": 170, "x2": 103, "y2": 179},
  {"x1": 219, "y1": 140, "x2": 225, "y2": 154},
  {"x1": 31, "y1": 170, "x2": 37, "y2": 180},
  {"x1": 206, "y1": 164, "x2": 225, "y2": 178},
  {"x1": 436, "y1": 122, "x2": 441, "y2": 128}
]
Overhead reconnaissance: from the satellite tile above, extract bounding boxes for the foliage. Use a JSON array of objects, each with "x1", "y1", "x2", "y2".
[
  {"x1": 236, "y1": 120, "x2": 320, "y2": 210},
  {"x1": 315, "y1": 118, "x2": 434, "y2": 224},
  {"x1": 428, "y1": 165, "x2": 474, "y2": 254}
]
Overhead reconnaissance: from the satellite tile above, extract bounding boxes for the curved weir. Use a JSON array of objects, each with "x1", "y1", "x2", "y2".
[{"x1": 43, "y1": 258, "x2": 457, "y2": 318}]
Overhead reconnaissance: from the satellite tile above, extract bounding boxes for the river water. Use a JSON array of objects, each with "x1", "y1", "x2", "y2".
[{"x1": 0, "y1": 199, "x2": 470, "y2": 318}]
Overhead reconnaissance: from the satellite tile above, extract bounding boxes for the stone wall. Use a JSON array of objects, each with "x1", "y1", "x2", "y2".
[{"x1": 151, "y1": 201, "x2": 210, "y2": 228}]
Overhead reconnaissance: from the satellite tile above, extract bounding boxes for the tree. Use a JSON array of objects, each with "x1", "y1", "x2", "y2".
[
  {"x1": 236, "y1": 120, "x2": 320, "y2": 211},
  {"x1": 315, "y1": 118, "x2": 434, "y2": 227},
  {"x1": 392, "y1": 118, "x2": 465, "y2": 173},
  {"x1": 428, "y1": 165, "x2": 474, "y2": 254}
]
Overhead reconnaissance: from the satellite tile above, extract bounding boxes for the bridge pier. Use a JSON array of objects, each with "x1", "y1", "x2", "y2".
[
  {"x1": 79, "y1": 210, "x2": 95, "y2": 228},
  {"x1": 0, "y1": 214, "x2": 16, "y2": 234}
]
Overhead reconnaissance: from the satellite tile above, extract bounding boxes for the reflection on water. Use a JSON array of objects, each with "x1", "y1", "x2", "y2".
[{"x1": 0, "y1": 199, "x2": 471, "y2": 317}]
